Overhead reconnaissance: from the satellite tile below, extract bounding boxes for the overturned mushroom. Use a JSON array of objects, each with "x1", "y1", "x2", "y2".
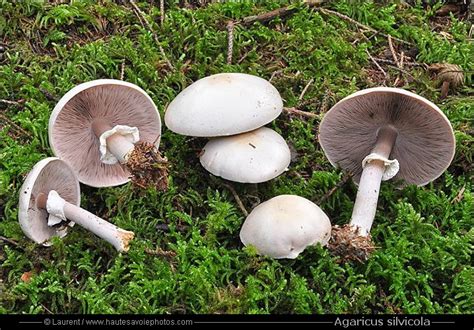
[
  {"x1": 165, "y1": 73, "x2": 283, "y2": 137},
  {"x1": 49, "y1": 79, "x2": 167, "y2": 189},
  {"x1": 18, "y1": 158, "x2": 134, "y2": 252},
  {"x1": 200, "y1": 127, "x2": 291, "y2": 183},
  {"x1": 240, "y1": 195, "x2": 331, "y2": 259},
  {"x1": 319, "y1": 87, "x2": 455, "y2": 262}
]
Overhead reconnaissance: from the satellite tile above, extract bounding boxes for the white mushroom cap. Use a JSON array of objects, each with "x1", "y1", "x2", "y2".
[
  {"x1": 199, "y1": 127, "x2": 291, "y2": 183},
  {"x1": 240, "y1": 195, "x2": 332, "y2": 259},
  {"x1": 165, "y1": 73, "x2": 283, "y2": 137},
  {"x1": 18, "y1": 157, "x2": 80, "y2": 245}
]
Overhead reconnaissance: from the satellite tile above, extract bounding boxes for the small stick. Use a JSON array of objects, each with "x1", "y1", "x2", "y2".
[
  {"x1": 283, "y1": 106, "x2": 318, "y2": 119},
  {"x1": 39, "y1": 88, "x2": 58, "y2": 102},
  {"x1": 387, "y1": 65, "x2": 436, "y2": 91},
  {"x1": 365, "y1": 49, "x2": 387, "y2": 77},
  {"x1": 221, "y1": 182, "x2": 248, "y2": 217},
  {"x1": 0, "y1": 235, "x2": 24, "y2": 250},
  {"x1": 226, "y1": 20, "x2": 234, "y2": 65},
  {"x1": 388, "y1": 35, "x2": 400, "y2": 68},
  {"x1": 160, "y1": 0, "x2": 165, "y2": 27},
  {"x1": 399, "y1": 51, "x2": 405, "y2": 69},
  {"x1": 451, "y1": 185, "x2": 466, "y2": 204},
  {"x1": 145, "y1": 246, "x2": 176, "y2": 258},
  {"x1": 316, "y1": 172, "x2": 353, "y2": 205},
  {"x1": 0, "y1": 113, "x2": 33, "y2": 140},
  {"x1": 372, "y1": 57, "x2": 425, "y2": 67},
  {"x1": 128, "y1": 0, "x2": 174, "y2": 71},
  {"x1": 0, "y1": 99, "x2": 24, "y2": 106},
  {"x1": 298, "y1": 78, "x2": 314, "y2": 101},
  {"x1": 269, "y1": 69, "x2": 284, "y2": 82},
  {"x1": 120, "y1": 60, "x2": 125, "y2": 80},
  {"x1": 319, "y1": 8, "x2": 413, "y2": 46}
]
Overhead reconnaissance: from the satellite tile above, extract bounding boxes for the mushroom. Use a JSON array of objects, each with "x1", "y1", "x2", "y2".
[
  {"x1": 428, "y1": 63, "x2": 464, "y2": 99},
  {"x1": 18, "y1": 157, "x2": 134, "y2": 252},
  {"x1": 240, "y1": 195, "x2": 332, "y2": 259},
  {"x1": 49, "y1": 79, "x2": 167, "y2": 189},
  {"x1": 165, "y1": 73, "x2": 283, "y2": 137},
  {"x1": 199, "y1": 127, "x2": 291, "y2": 183},
  {"x1": 318, "y1": 87, "x2": 456, "y2": 262}
]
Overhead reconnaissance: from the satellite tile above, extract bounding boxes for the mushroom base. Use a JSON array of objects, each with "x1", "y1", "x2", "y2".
[
  {"x1": 328, "y1": 224, "x2": 375, "y2": 263},
  {"x1": 125, "y1": 141, "x2": 169, "y2": 191}
]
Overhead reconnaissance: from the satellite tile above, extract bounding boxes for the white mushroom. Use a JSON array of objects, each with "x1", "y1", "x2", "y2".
[
  {"x1": 200, "y1": 127, "x2": 291, "y2": 183},
  {"x1": 18, "y1": 158, "x2": 134, "y2": 252},
  {"x1": 240, "y1": 195, "x2": 332, "y2": 259},
  {"x1": 165, "y1": 73, "x2": 283, "y2": 137},
  {"x1": 319, "y1": 87, "x2": 456, "y2": 261}
]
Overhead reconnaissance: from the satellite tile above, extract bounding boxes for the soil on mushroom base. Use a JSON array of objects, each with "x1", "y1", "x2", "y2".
[{"x1": 125, "y1": 141, "x2": 169, "y2": 191}]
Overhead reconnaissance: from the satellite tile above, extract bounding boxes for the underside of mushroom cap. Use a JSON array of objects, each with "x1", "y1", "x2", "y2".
[
  {"x1": 240, "y1": 195, "x2": 332, "y2": 259},
  {"x1": 319, "y1": 87, "x2": 455, "y2": 186},
  {"x1": 165, "y1": 73, "x2": 283, "y2": 137},
  {"x1": 199, "y1": 127, "x2": 291, "y2": 183},
  {"x1": 49, "y1": 79, "x2": 161, "y2": 187},
  {"x1": 18, "y1": 157, "x2": 80, "y2": 245}
]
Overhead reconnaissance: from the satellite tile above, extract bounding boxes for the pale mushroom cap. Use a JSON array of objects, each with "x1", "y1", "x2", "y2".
[
  {"x1": 49, "y1": 79, "x2": 161, "y2": 187},
  {"x1": 18, "y1": 157, "x2": 80, "y2": 245},
  {"x1": 165, "y1": 73, "x2": 283, "y2": 137},
  {"x1": 319, "y1": 87, "x2": 456, "y2": 186},
  {"x1": 240, "y1": 195, "x2": 332, "y2": 259},
  {"x1": 199, "y1": 127, "x2": 291, "y2": 183}
]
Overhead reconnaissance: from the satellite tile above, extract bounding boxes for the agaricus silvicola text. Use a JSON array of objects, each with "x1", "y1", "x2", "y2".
[
  {"x1": 318, "y1": 87, "x2": 455, "y2": 262},
  {"x1": 19, "y1": 158, "x2": 134, "y2": 252}
]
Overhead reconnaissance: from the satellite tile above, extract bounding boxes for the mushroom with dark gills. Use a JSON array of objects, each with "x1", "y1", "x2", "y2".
[
  {"x1": 318, "y1": 87, "x2": 456, "y2": 262},
  {"x1": 239, "y1": 195, "x2": 332, "y2": 259},
  {"x1": 49, "y1": 79, "x2": 167, "y2": 189},
  {"x1": 19, "y1": 157, "x2": 134, "y2": 252},
  {"x1": 199, "y1": 127, "x2": 291, "y2": 183}
]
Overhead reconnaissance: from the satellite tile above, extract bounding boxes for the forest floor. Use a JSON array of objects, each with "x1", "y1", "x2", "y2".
[{"x1": 0, "y1": 1, "x2": 473, "y2": 314}]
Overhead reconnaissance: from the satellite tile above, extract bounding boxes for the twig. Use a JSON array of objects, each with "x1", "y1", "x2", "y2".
[
  {"x1": 298, "y1": 78, "x2": 314, "y2": 101},
  {"x1": 144, "y1": 247, "x2": 177, "y2": 258},
  {"x1": 226, "y1": 20, "x2": 234, "y2": 65},
  {"x1": 128, "y1": 0, "x2": 174, "y2": 71},
  {"x1": 283, "y1": 106, "x2": 318, "y2": 119},
  {"x1": 220, "y1": 182, "x2": 248, "y2": 217},
  {"x1": 0, "y1": 99, "x2": 24, "y2": 107},
  {"x1": 120, "y1": 60, "x2": 125, "y2": 80},
  {"x1": 39, "y1": 88, "x2": 58, "y2": 102},
  {"x1": 365, "y1": 49, "x2": 387, "y2": 77},
  {"x1": 160, "y1": 0, "x2": 165, "y2": 27},
  {"x1": 235, "y1": 1, "x2": 323, "y2": 27},
  {"x1": 388, "y1": 35, "x2": 400, "y2": 68},
  {"x1": 386, "y1": 65, "x2": 435, "y2": 90},
  {"x1": 241, "y1": 1, "x2": 324, "y2": 26},
  {"x1": 0, "y1": 235, "x2": 24, "y2": 250},
  {"x1": 451, "y1": 185, "x2": 466, "y2": 204},
  {"x1": 269, "y1": 69, "x2": 284, "y2": 82},
  {"x1": 372, "y1": 57, "x2": 425, "y2": 67},
  {"x1": 0, "y1": 113, "x2": 33, "y2": 140},
  {"x1": 319, "y1": 8, "x2": 413, "y2": 46},
  {"x1": 316, "y1": 172, "x2": 353, "y2": 205}
]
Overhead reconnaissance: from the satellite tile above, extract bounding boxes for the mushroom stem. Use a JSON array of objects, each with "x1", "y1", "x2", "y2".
[
  {"x1": 350, "y1": 125, "x2": 398, "y2": 236},
  {"x1": 37, "y1": 192, "x2": 134, "y2": 252},
  {"x1": 92, "y1": 120, "x2": 135, "y2": 164}
]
